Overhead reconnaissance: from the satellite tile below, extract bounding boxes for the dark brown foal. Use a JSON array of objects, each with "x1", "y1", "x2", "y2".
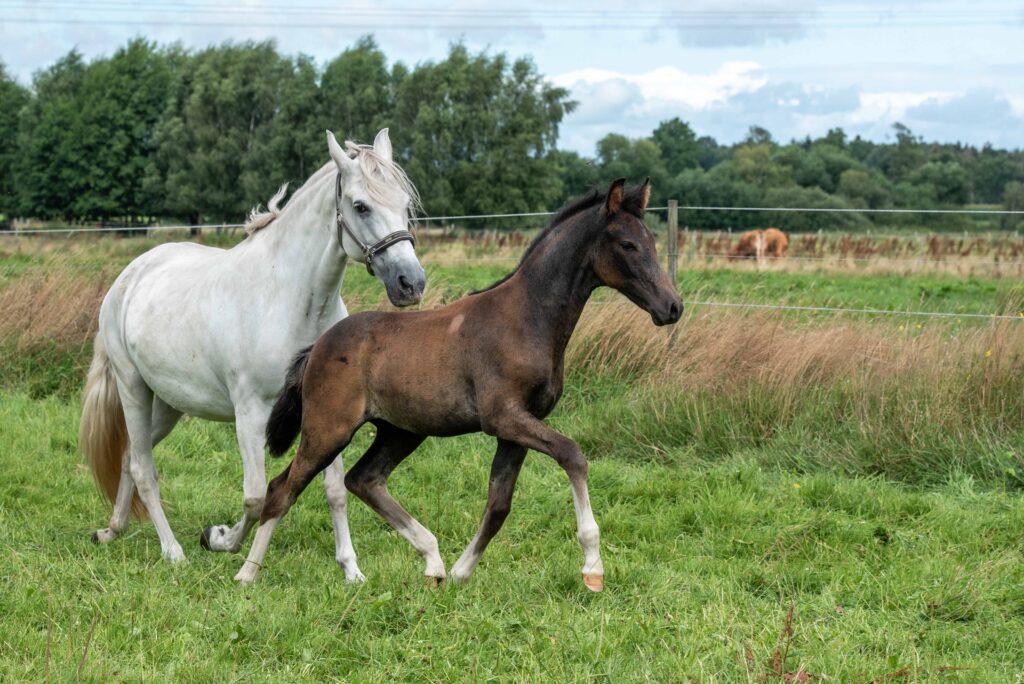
[{"x1": 235, "y1": 178, "x2": 682, "y2": 591}]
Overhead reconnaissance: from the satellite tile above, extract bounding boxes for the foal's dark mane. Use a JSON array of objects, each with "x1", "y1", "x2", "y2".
[{"x1": 470, "y1": 184, "x2": 647, "y2": 295}]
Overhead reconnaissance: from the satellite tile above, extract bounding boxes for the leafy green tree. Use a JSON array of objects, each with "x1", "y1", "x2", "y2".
[
  {"x1": 71, "y1": 39, "x2": 171, "y2": 220},
  {"x1": 149, "y1": 41, "x2": 298, "y2": 223},
  {"x1": 319, "y1": 36, "x2": 395, "y2": 146},
  {"x1": 730, "y1": 143, "x2": 789, "y2": 189},
  {"x1": 909, "y1": 161, "x2": 969, "y2": 205},
  {"x1": 392, "y1": 44, "x2": 574, "y2": 218},
  {"x1": 0, "y1": 64, "x2": 29, "y2": 217},
  {"x1": 1002, "y1": 181, "x2": 1024, "y2": 230},
  {"x1": 696, "y1": 135, "x2": 726, "y2": 170},
  {"x1": 15, "y1": 50, "x2": 87, "y2": 219},
  {"x1": 652, "y1": 118, "x2": 698, "y2": 175},
  {"x1": 972, "y1": 150, "x2": 1019, "y2": 204},
  {"x1": 837, "y1": 168, "x2": 889, "y2": 209},
  {"x1": 549, "y1": 149, "x2": 599, "y2": 197}
]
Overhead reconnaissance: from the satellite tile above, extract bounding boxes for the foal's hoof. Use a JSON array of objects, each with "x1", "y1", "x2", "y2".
[
  {"x1": 582, "y1": 574, "x2": 604, "y2": 592},
  {"x1": 425, "y1": 576, "x2": 445, "y2": 589}
]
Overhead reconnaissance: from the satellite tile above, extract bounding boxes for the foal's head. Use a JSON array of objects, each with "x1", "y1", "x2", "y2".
[
  {"x1": 327, "y1": 129, "x2": 426, "y2": 307},
  {"x1": 591, "y1": 178, "x2": 683, "y2": 326}
]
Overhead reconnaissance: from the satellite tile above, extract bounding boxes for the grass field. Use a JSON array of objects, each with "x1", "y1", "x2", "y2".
[{"x1": 2, "y1": 234, "x2": 1024, "y2": 681}]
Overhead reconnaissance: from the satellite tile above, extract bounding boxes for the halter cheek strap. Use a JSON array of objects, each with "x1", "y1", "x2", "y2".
[{"x1": 335, "y1": 173, "x2": 416, "y2": 276}]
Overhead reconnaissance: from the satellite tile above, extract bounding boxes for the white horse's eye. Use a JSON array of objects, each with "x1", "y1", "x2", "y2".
[{"x1": 354, "y1": 202, "x2": 370, "y2": 216}]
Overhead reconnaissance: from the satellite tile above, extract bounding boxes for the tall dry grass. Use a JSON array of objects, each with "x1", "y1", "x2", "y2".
[
  {"x1": 2, "y1": 256, "x2": 1022, "y2": 484},
  {"x1": 567, "y1": 301, "x2": 1024, "y2": 483}
]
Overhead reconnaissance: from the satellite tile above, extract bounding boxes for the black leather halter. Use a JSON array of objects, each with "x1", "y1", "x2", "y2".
[{"x1": 335, "y1": 173, "x2": 416, "y2": 276}]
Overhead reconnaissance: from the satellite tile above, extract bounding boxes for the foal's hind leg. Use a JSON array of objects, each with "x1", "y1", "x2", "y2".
[
  {"x1": 343, "y1": 424, "x2": 445, "y2": 583},
  {"x1": 450, "y1": 439, "x2": 527, "y2": 584},
  {"x1": 94, "y1": 399, "x2": 181, "y2": 544},
  {"x1": 235, "y1": 435, "x2": 348, "y2": 584}
]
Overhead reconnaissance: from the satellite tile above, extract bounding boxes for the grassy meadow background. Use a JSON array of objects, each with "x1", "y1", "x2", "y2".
[{"x1": 1, "y1": 231, "x2": 1024, "y2": 681}]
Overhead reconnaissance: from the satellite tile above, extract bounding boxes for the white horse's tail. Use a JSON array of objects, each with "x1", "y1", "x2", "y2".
[{"x1": 79, "y1": 334, "x2": 145, "y2": 518}]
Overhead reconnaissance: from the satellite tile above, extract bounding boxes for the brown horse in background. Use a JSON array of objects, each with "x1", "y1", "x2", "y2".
[
  {"x1": 235, "y1": 178, "x2": 682, "y2": 592},
  {"x1": 730, "y1": 227, "x2": 789, "y2": 260}
]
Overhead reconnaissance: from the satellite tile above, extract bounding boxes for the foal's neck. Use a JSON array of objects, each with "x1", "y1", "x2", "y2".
[{"x1": 514, "y1": 211, "x2": 601, "y2": 359}]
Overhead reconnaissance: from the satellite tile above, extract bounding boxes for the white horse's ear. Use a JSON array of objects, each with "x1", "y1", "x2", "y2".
[
  {"x1": 373, "y1": 128, "x2": 393, "y2": 161},
  {"x1": 327, "y1": 130, "x2": 357, "y2": 173}
]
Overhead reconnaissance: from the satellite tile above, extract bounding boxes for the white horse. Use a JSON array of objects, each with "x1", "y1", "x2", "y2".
[{"x1": 79, "y1": 129, "x2": 424, "y2": 580}]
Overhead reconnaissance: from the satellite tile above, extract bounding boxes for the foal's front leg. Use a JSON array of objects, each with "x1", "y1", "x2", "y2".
[{"x1": 487, "y1": 408, "x2": 604, "y2": 592}]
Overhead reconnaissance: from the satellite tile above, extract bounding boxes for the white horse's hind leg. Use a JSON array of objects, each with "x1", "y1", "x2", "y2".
[
  {"x1": 201, "y1": 403, "x2": 271, "y2": 553},
  {"x1": 324, "y1": 458, "x2": 366, "y2": 582},
  {"x1": 93, "y1": 399, "x2": 183, "y2": 544},
  {"x1": 118, "y1": 380, "x2": 186, "y2": 563}
]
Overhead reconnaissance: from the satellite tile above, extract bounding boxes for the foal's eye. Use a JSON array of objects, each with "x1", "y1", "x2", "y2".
[
  {"x1": 620, "y1": 241, "x2": 638, "y2": 252},
  {"x1": 354, "y1": 202, "x2": 370, "y2": 216}
]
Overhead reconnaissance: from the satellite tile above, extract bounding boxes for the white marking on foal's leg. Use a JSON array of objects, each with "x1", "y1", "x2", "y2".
[
  {"x1": 324, "y1": 458, "x2": 366, "y2": 583},
  {"x1": 395, "y1": 518, "x2": 446, "y2": 582},
  {"x1": 569, "y1": 480, "x2": 603, "y2": 591},
  {"x1": 450, "y1": 538, "x2": 483, "y2": 584},
  {"x1": 234, "y1": 517, "x2": 279, "y2": 584}
]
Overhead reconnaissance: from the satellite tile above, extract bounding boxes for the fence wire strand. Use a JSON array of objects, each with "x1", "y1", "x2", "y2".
[{"x1": 4, "y1": 204, "x2": 1023, "y2": 322}]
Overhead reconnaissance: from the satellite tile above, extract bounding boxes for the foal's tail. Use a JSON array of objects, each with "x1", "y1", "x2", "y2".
[
  {"x1": 79, "y1": 334, "x2": 146, "y2": 518},
  {"x1": 266, "y1": 346, "x2": 312, "y2": 456}
]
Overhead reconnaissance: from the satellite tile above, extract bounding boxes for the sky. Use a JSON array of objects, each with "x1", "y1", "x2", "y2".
[{"x1": 1, "y1": 1, "x2": 1023, "y2": 154}]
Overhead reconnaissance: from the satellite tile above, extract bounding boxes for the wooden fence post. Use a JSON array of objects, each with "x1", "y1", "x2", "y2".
[{"x1": 667, "y1": 199, "x2": 678, "y2": 284}]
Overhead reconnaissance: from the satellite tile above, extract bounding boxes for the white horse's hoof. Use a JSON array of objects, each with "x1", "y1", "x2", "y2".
[
  {"x1": 91, "y1": 528, "x2": 118, "y2": 544},
  {"x1": 200, "y1": 525, "x2": 236, "y2": 552},
  {"x1": 582, "y1": 573, "x2": 604, "y2": 592},
  {"x1": 163, "y1": 546, "x2": 187, "y2": 564},
  {"x1": 343, "y1": 569, "x2": 367, "y2": 584}
]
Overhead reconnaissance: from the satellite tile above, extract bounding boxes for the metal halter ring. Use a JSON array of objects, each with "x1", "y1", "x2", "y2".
[{"x1": 335, "y1": 173, "x2": 416, "y2": 276}]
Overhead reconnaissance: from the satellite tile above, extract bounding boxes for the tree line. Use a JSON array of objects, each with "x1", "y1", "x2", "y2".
[{"x1": 1, "y1": 37, "x2": 1022, "y2": 231}]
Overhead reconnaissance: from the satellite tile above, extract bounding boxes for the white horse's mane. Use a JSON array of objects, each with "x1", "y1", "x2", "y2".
[{"x1": 244, "y1": 141, "x2": 421, "y2": 236}]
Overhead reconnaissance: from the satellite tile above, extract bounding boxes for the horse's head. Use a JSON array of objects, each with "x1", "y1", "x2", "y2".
[
  {"x1": 328, "y1": 129, "x2": 426, "y2": 307},
  {"x1": 591, "y1": 178, "x2": 682, "y2": 326}
]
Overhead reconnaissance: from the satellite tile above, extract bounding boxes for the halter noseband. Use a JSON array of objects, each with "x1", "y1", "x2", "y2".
[{"x1": 335, "y1": 173, "x2": 416, "y2": 276}]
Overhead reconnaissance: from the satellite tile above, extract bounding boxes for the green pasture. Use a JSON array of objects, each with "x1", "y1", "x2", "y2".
[
  {"x1": 2, "y1": 390, "x2": 1023, "y2": 682},
  {"x1": 1, "y1": 238, "x2": 1023, "y2": 680}
]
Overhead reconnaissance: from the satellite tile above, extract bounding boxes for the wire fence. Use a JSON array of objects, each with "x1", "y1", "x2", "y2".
[
  {"x1": 3, "y1": 203, "x2": 1023, "y2": 236},
  {"x1": 4, "y1": 204, "x2": 1023, "y2": 323}
]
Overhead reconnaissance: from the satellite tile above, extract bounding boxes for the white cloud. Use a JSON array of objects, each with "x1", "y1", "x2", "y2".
[{"x1": 553, "y1": 62, "x2": 768, "y2": 113}]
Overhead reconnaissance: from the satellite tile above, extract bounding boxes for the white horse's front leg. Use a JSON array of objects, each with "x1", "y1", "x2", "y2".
[
  {"x1": 323, "y1": 458, "x2": 366, "y2": 582},
  {"x1": 201, "y1": 403, "x2": 270, "y2": 553}
]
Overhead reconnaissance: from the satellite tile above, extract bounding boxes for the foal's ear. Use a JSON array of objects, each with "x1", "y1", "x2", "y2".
[
  {"x1": 638, "y1": 177, "x2": 651, "y2": 212},
  {"x1": 373, "y1": 128, "x2": 393, "y2": 161},
  {"x1": 605, "y1": 177, "x2": 627, "y2": 214}
]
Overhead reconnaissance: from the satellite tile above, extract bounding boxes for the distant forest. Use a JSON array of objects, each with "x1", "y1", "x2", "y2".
[{"x1": 1, "y1": 37, "x2": 1022, "y2": 231}]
